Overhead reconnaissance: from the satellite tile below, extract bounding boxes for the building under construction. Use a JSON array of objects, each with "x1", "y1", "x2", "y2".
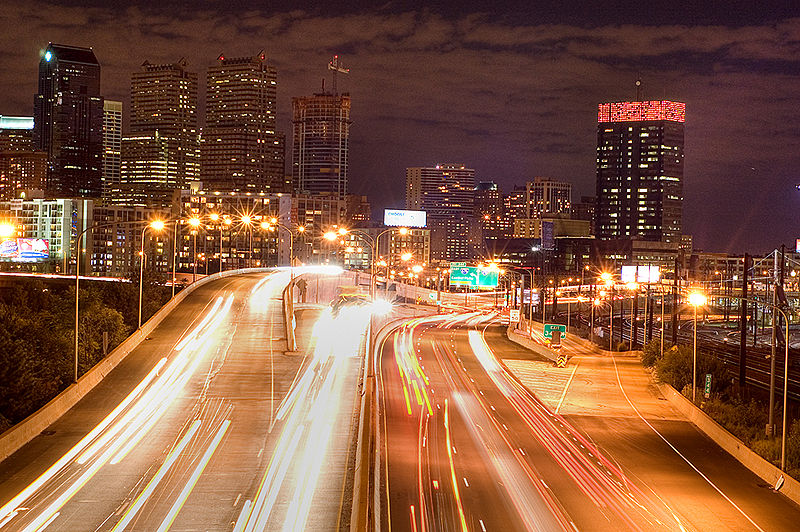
[{"x1": 291, "y1": 57, "x2": 351, "y2": 199}]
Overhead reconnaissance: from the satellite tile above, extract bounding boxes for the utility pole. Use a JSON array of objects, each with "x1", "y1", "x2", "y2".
[
  {"x1": 768, "y1": 251, "x2": 779, "y2": 436},
  {"x1": 672, "y1": 256, "x2": 679, "y2": 345},
  {"x1": 739, "y1": 253, "x2": 750, "y2": 397}
]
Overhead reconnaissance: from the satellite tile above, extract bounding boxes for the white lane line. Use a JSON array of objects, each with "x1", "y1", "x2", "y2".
[
  {"x1": 610, "y1": 355, "x2": 765, "y2": 532},
  {"x1": 111, "y1": 420, "x2": 202, "y2": 531},
  {"x1": 156, "y1": 420, "x2": 231, "y2": 532},
  {"x1": 555, "y1": 361, "x2": 579, "y2": 415}
]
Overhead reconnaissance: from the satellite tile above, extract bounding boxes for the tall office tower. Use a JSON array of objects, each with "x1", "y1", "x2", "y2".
[
  {"x1": 118, "y1": 60, "x2": 199, "y2": 206},
  {"x1": 0, "y1": 115, "x2": 46, "y2": 199},
  {"x1": 203, "y1": 52, "x2": 283, "y2": 192},
  {"x1": 504, "y1": 186, "x2": 528, "y2": 219},
  {"x1": 102, "y1": 100, "x2": 122, "y2": 200},
  {"x1": 34, "y1": 43, "x2": 104, "y2": 197},
  {"x1": 596, "y1": 100, "x2": 685, "y2": 243},
  {"x1": 406, "y1": 164, "x2": 476, "y2": 261},
  {"x1": 527, "y1": 177, "x2": 571, "y2": 217},
  {"x1": 292, "y1": 92, "x2": 351, "y2": 198},
  {"x1": 474, "y1": 181, "x2": 512, "y2": 242}
]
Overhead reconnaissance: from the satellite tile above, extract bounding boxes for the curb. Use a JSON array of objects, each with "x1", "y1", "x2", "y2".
[
  {"x1": 658, "y1": 382, "x2": 800, "y2": 506},
  {"x1": 0, "y1": 267, "x2": 269, "y2": 463}
]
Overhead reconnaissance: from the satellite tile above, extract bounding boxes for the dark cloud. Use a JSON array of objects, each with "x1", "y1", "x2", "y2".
[{"x1": 2, "y1": 1, "x2": 800, "y2": 253}]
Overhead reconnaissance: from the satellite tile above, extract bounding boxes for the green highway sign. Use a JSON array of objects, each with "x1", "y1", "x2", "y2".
[
  {"x1": 448, "y1": 266, "x2": 499, "y2": 288},
  {"x1": 543, "y1": 323, "x2": 567, "y2": 339},
  {"x1": 450, "y1": 261, "x2": 467, "y2": 268},
  {"x1": 704, "y1": 373, "x2": 712, "y2": 398}
]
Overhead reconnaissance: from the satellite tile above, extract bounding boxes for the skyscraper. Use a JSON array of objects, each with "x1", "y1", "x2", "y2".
[
  {"x1": 34, "y1": 43, "x2": 104, "y2": 197},
  {"x1": 527, "y1": 177, "x2": 571, "y2": 217},
  {"x1": 596, "y1": 100, "x2": 685, "y2": 243},
  {"x1": 203, "y1": 52, "x2": 283, "y2": 192},
  {"x1": 0, "y1": 116, "x2": 46, "y2": 199},
  {"x1": 118, "y1": 60, "x2": 199, "y2": 207},
  {"x1": 102, "y1": 100, "x2": 122, "y2": 199},
  {"x1": 292, "y1": 93, "x2": 351, "y2": 198},
  {"x1": 406, "y1": 164, "x2": 476, "y2": 261}
]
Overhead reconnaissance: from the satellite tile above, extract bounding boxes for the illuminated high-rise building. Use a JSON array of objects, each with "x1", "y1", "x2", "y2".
[
  {"x1": 292, "y1": 93, "x2": 351, "y2": 198},
  {"x1": 34, "y1": 43, "x2": 104, "y2": 197},
  {"x1": 595, "y1": 100, "x2": 685, "y2": 243},
  {"x1": 117, "y1": 60, "x2": 199, "y2": 207},
  {"x1": 203, "y1": 52, "x2": 283, "y2": 192},
  {"x1": 527, "y1": 177, "x2": 571, "y2": 217},
  {"x1": 102, "y1": 100, "x2": 122, "y2": 199},
  {"x1": 406, "y1": 164, "x2": 476, "y2": 261}
]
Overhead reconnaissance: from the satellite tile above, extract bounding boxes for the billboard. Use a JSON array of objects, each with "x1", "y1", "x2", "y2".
[
  {"x1": 621, "y1": 265, "x2": 661, "y2": 283},
  {"x1": 0, "y1": 238, "x2": 50, "y2": 262},
  {"x1": 449, "y1": 266, "x2": 499, "y2": 288},
  {"x1": 384, "y1": 209, "x2": 426, "y2": 228}
]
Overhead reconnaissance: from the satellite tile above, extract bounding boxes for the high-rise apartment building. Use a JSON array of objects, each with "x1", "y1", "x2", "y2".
[
  {"x1": 102, "y1": 100, "x2": 122, "y2": 199},
  {"x1": 527, "y1": 177, "x2": 571, "y2": 217},
  {"x1": 0, "y1": 116, "x2": 46, "y2": 199},
  {"x1": 292, "y1": 93, "x2": 351, "y2": 198},
  {"x1": 203, "y1": 52, "x2": 283, "y2": 192},
  {"x1": 474, "y1": 181, "x2": 512, "y2": 243},
  {"x1": 596, "y1": 100, "x2": 685, "y2": 243},
  {"x1": 34, "y1": 43, "x2": 104, "y2": 197},
  {"x1": 406, "y1": 164, "x2": 476, "y2": 261},
  {"x1": 118, "y1": 60, "x2": 199, "y2": 207}
]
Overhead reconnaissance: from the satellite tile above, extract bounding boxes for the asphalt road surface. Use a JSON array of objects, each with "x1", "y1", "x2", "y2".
[
  {"x1": 376, "y1": 310, "x2": 800, "y2": 531},
  {"x1": 0, "y1": 270, "x2": 366, "y2": 531}
]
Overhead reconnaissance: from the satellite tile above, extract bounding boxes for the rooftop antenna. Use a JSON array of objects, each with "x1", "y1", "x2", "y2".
[
  {"x1": 635, "y1": 76, "x2": 642, "y2": 101},
  {"x1": 328, "y1": 55, "x2": 349, "y2": 95}
]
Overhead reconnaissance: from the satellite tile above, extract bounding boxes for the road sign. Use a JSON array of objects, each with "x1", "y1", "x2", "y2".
[
  {"x1": 450, "y1": 261, "x2": 467, "y2": 268},
  {"x1": 428, "y1": 292, "x2": 437, "y2": 299},
  {"x1": 448, "y1": 266, "x2": 499, "y2": 288},
  {"x1": 543, "y1": 323, "x2": 566, "y2": 340},
  {"x1": 509, "y1": 309, "x2": 520, "y2": 322},
  {"x1": 555, "y1": 352, "x2": 567, "y2": 367},
  {"x1": 704, "y1": 373, "x2": 712, "y2": 398}
]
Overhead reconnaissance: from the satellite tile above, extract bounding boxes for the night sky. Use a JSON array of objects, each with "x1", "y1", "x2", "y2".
[{"x1": 2, "y1": 0, "x2": 799, "y2": 254}]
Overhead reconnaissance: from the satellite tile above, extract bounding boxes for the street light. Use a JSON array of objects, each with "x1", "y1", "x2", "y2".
[
  {"x1": 0, "y1": 222, "x2": 14, "y2": 238},
  {"x1": 241, "y1": 215, "x2": 254, "y2": 268},
  {"x1": 139, "y1": 220, "x2": 167, "y2": 329},
  {"x1": 188, "y1": 217, "x2": 201, "y2": 282},
  {"x1": 626, "y1": 281, "x2": 639, "y2": 350},
  {"x1": 688, "y1": 291, "x2": 708, "y2": 403}
]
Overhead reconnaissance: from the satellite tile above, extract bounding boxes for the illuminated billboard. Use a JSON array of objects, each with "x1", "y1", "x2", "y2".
[
  {"x1": 384, "y1": 209, "x2": 426, "y2": 228},
  {"x1": 0, "y1": 238, "x2": 50, "y2": 262},
  {"x1": 621, "y1": 265, "x2": 661, "y2": 284}
]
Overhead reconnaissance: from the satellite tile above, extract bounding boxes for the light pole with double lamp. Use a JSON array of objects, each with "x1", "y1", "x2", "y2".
[
  {"x1": 73, "y1": 218, "x2": 166, "y2": 383},
  {"x1": 325, "y1": 227, "x2": 408, "y2": 298},
  {"x1": 264, "y1": 217, "x2": 305, "y2": 276},
  {"x1": 688, "y1": 291, "x2": 708, "y2": 403}
]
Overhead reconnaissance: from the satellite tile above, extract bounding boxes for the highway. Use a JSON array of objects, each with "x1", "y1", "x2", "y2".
[
  {"x1": 376, "y1": 311, "x2": 800, "y2": 531},
  {"x1": 0, "y1": 270, "x2": 367, "y2": 531}
]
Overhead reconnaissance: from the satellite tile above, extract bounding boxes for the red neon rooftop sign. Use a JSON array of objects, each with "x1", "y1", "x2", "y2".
[{"x1": 598, "y1": 101, "x2": 685, "y2": 123}]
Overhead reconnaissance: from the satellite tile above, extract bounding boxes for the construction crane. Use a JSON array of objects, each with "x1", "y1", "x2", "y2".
[{"x1": 328, "y1": 55, "x2": 349, "y2": 95}]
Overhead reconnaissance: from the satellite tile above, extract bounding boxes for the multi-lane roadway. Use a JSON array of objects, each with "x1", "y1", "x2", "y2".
[
  {"x1": 0, "y1": 271, "x2": 369, "y2": 531},
  {"x1": 375, "y1": 310, "x2": 800, "y2": 531}
]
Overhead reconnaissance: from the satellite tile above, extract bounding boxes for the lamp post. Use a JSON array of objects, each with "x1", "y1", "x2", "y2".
[
  {"x1": 139, "y1": 220, "x2": 166, "y2": 329},
  {"x1": 188, "y1": 217, "x2": 201, "y2": 282},
  {"x1": 688, "y1": 291, "x2": 708, "y2": 403},
  {"x1": 626, "y1": 282, "x2": 639, "y2": 350},
  {"x1": 265, "y1": 217, "x2": 305, "y2": 276},
  {"x1": 73, "y1": 219, "x2": 164, "y2": 383},
  {"x1": 242, "y1": 215, "x2": 254, "y2": 268}
]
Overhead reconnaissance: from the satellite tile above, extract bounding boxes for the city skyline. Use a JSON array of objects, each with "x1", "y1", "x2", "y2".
[{"x1": 1, "y1": 1, "x2": 799, "y2": 252}]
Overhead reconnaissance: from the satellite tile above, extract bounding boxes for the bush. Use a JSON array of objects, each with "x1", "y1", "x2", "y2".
[
  {"x1": 703, "y1": 397, "x2": 768, "y2": 444},
  {"x1": 654, "y1": 344, "x2": 732, "y2": 398},
  {"x1": 640, "y1": 339, "x2": 663, "y2": 368}
]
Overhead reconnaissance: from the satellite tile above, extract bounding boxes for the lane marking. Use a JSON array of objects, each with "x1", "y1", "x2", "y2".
[
  {"x1": 112, "y1": 420, "x2": 202, "y2": 531},
  {"x1": 555, "y1": 362, "x2": 580, "y2": 415},
  {"x1": 610, "y1": 355, "x2": 764, "y2": 532},
  {"x1": 156, "y1": 420, "x2": 231, "y2": 532}
]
